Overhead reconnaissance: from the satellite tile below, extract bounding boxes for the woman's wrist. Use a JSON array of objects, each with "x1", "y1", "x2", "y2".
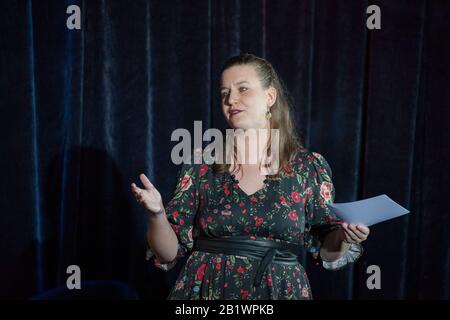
[{"x1": 148, "y1": 205, "x2": 165, "y2": 218}]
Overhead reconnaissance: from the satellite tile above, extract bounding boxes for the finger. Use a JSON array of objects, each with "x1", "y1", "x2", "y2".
[
  {"x1": 344, "y1": 223, "x2": 364, "y2": 237},
  {"x1": 342, "y1": 231, "x2": 354, "y2": 244},
  {"x1": 131, "y1": 182, "x2": 141, "y2": 190},
  {"x1": 139, "y1": 174, "x2": 154, "y2": 190},
  {"x1": 343, "y1": 228, "x2": 359, "y2": 243},
  {"x1": 131, "y1": 185, "x2": 144, "y2": 200},
  {"x1": 134, "y1": 190, "x2": 143, "y2": 200},
  {"x1": 345, "y1": 231, "x2": 358, "y2": 243},
  {"x1": 356, "y1": 225, "x2": 370, "y2": 236},
  {"x1": 348, "y1": 225, "x2": 367, "y2": 239},
  {"x1": 131, "y1": 184, "x2": 142, "y2": 195},
  {"x1": 135, "y1": 192, "x2": 145, "y2": 204}
]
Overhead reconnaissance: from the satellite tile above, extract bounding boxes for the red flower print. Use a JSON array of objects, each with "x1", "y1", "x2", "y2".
[
  {"x1": 239, "y1": 201, "x2": 245, "y2": 207},
  {"x1": 196, "y1": 263, "x2": 207, "y2": 281},
  {"x1": 291, "y1": 192, "x2": 301, "y2": 203},
  {"x1": 179, "y1": 175, "x2": 192, "y2": 192},
  {"x1": 224, "y1": 189, "x2": 231, "y2": 195},
  {"x1": 224, "y1": 282, "x2": 228, "y2": 288},
  {"x1": 240, "y1": 289, "x2": 249, "y2": 299},
  {"x1": 242, "y1": 209, "x2": 247, "y2": 214},
  {"x1": 279, "y1": 195, "x2": 291, "y2": 206},
  {"x1": 255, "y1": 217, "x2": 264, "y2": 227},
  {"x1": 237, "y1": 266, "x2": 244, "y2": 273},
  {"x1": 207, "y1": 216, "x2": 213, "y2": 223},
  {"x1": 179, "y1": 219, "x2": 184, "y2": 226},
  {"x1": 267, "y1": 275, "x2": 273, "y2": 287},
  {"x1": 320, "y1": 182, "x2": 333, "y2": 202},
  {"x1": 199, "y1": 217, "x2": 206, "y2": 229},
  {"x1": 199, "y1": 164, "x2": 208, "y2": 176},
  {"x1": 289, "y1": 211, "x2": 298, "y2": 221},
  {"x1": 172, "y1": 211, "x2": 179, "y2": 218},
  {"x1": 221, "y1": 210, "x2": 232, "y2": 216},
  {"x1": 216, "y1": 263, "x2": 221, "y2": 270},
  {"x1": 287, "y1": 283, "x2": 292, "y2": 293},
  {"x1": 250, "y1": 196, "x2": 257, "y2": 203}
]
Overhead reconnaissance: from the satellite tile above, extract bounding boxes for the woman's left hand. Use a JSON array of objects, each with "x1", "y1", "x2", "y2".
[{"x1": 341, "y1": 223, "x2": 370, "y2": 244}]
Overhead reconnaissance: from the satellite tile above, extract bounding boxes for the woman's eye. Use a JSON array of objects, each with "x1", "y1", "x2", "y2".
[
  {"x1": 221, "y1": 92, "x2": 229, "y2": 98},
  {"x1": 239, "y1": 87, "x2": 248, "y2": 92}
]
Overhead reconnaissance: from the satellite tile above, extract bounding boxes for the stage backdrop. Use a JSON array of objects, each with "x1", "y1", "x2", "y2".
[{"x1": 1, "y1": 0, "x2": 449, "y2": 299}]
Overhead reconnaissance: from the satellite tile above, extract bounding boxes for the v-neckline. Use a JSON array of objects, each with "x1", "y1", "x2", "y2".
[{"x1": 228, "y1": 172, "x2": 269, "y2": 197}]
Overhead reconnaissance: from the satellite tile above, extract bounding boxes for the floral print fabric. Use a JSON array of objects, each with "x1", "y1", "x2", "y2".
[{"x1": 147, "y1": 147, "x2": 362, "y2": 299}]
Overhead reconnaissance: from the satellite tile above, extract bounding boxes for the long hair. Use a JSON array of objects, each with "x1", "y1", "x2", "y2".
[{"x1": 213, "y1": 53, "x2": 304, "y2": 179}]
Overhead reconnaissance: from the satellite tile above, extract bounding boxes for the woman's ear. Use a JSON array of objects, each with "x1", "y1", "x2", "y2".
[{"x1": 267, "y1": 86, "x2": 277, "y2": 108}]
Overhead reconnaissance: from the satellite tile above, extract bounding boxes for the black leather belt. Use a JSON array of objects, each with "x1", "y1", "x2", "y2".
[{"x1": 193, "y1": 236, "x2": 300, "y2": 287}]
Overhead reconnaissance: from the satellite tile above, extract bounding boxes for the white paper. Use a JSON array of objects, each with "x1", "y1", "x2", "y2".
[{"x1": 327, "y1": 194, "x2": 410, "y2": 226}]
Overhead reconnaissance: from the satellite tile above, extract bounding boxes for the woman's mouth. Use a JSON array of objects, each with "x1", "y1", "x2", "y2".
[{"x1": 229, "y1": 110, "x2": 243, "y2": 117}]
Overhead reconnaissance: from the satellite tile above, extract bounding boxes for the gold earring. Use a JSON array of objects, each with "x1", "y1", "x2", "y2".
[{"x1": 266, "y1": 110, "x2": 272, "y2": 120}]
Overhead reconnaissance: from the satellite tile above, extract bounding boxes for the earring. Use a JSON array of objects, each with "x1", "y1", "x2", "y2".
[{"x1": 266, "y1": 110, "x2": 272, "y2": 120}]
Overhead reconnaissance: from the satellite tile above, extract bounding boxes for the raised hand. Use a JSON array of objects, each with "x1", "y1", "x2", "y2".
[{"x1": 131, "y1": 173, "x2": 164, "y2": 215}]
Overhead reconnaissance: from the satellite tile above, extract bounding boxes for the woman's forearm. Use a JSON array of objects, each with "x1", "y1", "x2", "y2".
[
  {"x1": 147, "y1": 208, "x2": 179, "y2": 264},
  {"x1": 319, "y1": 229, "x2": 351, "y2": 262}
]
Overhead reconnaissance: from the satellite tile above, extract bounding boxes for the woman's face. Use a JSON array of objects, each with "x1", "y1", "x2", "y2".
[{"x1": 221, "y1": 64, "x2": 276, "y2": 130}]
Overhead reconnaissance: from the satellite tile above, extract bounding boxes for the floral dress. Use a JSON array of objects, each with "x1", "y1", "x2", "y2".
[{"x1": 146, "y1": 146, "x2": 362, "y2": 300}]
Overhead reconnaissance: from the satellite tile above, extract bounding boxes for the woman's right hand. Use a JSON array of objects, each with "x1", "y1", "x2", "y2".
[{"x1": 131, "y1": 174, "x2": 164, "y2": 215}]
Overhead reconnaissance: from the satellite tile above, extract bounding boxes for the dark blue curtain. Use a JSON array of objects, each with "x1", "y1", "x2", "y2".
[{"x1": 1, "y1": 0, "x2": 449, "y2": 299}]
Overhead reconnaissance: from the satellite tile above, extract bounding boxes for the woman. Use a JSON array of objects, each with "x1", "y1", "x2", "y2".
[{"x1": 131, "y1": 53, "x2": 370, "y2": 300}]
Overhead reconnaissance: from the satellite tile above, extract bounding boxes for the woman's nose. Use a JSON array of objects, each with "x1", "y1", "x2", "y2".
[{"x1": 228, "y1": 91, "x2": 239, "y2": 105}]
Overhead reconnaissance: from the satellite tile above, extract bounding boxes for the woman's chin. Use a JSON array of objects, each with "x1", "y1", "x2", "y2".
[
  {"x1": 230, "y1": 123, "x2": 249, "y2": 131},
  {"x1": 228, "y1": 119, "x2": 244, "y2": 129}
]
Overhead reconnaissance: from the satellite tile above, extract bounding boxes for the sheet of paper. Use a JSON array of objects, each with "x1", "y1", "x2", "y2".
[{"x1": 327, "y1": 194, "x2": 410, "y2": 226}]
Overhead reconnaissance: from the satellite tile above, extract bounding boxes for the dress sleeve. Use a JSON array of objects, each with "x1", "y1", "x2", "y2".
[
  {"x1": 146, "y1": 160, "x2": 201, "y2": 271},
  {"x1": 303, "y1": 151, "x2": 363, "y2": 270}
]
